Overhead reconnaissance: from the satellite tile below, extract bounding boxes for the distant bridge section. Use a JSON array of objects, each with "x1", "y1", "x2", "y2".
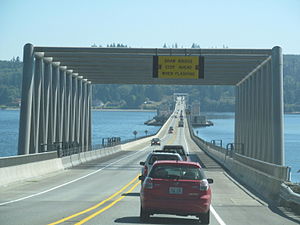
[{"x1": 18, "y1": 44, "x2": 284, "y2": 167}]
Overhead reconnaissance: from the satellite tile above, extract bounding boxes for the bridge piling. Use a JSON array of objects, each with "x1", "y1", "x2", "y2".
[
  {"x1": 272, "y1": 46, "x2": 284, "y2": 165},
  {"x1": 18, "y1": 43, "x2": 34, "y2": 155}
]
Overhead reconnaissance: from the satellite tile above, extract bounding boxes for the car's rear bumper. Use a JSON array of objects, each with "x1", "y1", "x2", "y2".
[{"x1": 141, "y1": 197, "x2": 210, "y2": 215}]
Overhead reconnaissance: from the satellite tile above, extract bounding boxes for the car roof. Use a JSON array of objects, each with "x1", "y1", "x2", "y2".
[
  {"x1": 152, "y1": 160, "x2": 201, "y2": 168},
  {"x1": 163, "y1": 145, "x2": 184, "y2": 148},
  {"x1": 150, "y1": 152, "x2": 181, "y2": 156}
]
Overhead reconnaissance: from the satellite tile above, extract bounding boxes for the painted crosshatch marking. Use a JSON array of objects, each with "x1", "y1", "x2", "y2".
[{"x1": 153, "y1": 56, "x2": 204, "y2": 79}]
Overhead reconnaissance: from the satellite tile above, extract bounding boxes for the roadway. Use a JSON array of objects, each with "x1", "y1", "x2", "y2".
[{"x1": 0, "y1": 101, "x2": 299, "y2": 225}]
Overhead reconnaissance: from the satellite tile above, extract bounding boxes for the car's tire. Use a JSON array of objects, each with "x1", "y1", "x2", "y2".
[
  {"x1": 140, "y1": 206, "x2": 150, "y2": 222},
  {"x1": 199, "y1": 210, "x2": 210, "y2": 224}
]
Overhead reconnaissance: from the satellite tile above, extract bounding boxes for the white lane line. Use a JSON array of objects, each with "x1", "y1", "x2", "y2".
[
  {"x1": 182, "y1": 123, "x2": 190, "y2": 154},
  {"x1": 0, "y1": 147, "x2": 148, "y2": 206},
  {"x1": 211, "y1": 205, "x2": 227, "y2": 225}
]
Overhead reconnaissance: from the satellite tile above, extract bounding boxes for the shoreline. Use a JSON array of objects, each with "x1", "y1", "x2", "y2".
[
  {"x1": 1, "y1": 107, "x2": 300, "y2": 114},
  {"x1": 92, "y1": 108, "x2": 156, "y2": 112}
]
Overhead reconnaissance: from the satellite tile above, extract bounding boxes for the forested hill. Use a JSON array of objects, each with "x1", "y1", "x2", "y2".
[{"x1": 0, "y1": 55, "x2": 299, "y2": 112}]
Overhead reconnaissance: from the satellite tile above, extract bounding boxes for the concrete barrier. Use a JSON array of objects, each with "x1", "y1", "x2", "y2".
[
  {"x1": 0, "y1": 145, "x2": 124, "y2": 186},
  {"x1": 61, "y1": 145, "x2": 122, "y2": 169},
  {"x1": 0, "y1": 152, "x2": 58, "y2": 168},
  {"x1": 233, "y1": 153, "x2": 290, "y2": 180},
  {"x1": 0, "y1": 158, "x2": 64, "y2": 186}
]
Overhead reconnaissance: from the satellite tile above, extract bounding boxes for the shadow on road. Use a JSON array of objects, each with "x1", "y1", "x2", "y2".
[
  {"x1": 122, "y1": 192, "x2": 140, "y2": 197},
  {"x1": 115, "y1": 216, "x2": 199, "y2": 224}
]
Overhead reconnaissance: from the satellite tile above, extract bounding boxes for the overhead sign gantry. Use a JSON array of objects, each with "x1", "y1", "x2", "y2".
[{"x1": 18, "y1": 44, "x2": 284, "y2": 166}]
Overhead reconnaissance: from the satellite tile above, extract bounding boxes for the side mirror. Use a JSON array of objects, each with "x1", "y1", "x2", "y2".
[
  {"x1": 140, "y1": 161, "x2": 145, "y2": 166},
  {"x1": 207, "y1": 178, "x2": 214, "y2": 184},
  {"x1": 139, "y1": 175, "x2": 145, "y2": 181}
]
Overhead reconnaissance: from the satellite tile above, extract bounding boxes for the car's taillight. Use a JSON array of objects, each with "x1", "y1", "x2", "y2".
[
  {"x1": 143, "y1": 166, "x2": 148, "y2": 176},
  {"x1": 200, "y1": 179, "x2": 209, "y2": 191},
  {"x1": 144, "y1": 177, "x2": 153, "y2": 189}
]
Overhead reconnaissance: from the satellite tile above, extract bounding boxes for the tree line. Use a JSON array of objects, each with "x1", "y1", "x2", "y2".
[{"x1": 0, "y1": 55, "x2": 299, "y2": 112}]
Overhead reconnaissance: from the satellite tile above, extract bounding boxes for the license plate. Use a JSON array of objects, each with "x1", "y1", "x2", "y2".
[{"x1": 169, "y1": 187, "x2": 183, "y2": 194}]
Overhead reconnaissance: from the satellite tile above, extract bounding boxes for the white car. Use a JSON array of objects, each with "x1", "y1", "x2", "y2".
[{"x1": 140, "y1": 151, "x2": 183, "y2": 177}]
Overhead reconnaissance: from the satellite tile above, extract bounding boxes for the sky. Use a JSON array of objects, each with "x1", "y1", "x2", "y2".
[{"x1": 0, "y1": 0, "x2": 300, "y2": 60}]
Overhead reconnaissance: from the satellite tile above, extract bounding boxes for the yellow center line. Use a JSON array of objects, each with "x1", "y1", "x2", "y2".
[
  {"x1": 75, "y1": 180, "x2": 141, "y2": 225},
  {"x1": 48, "y1": 174, "x2": 140, "y2": 225}
]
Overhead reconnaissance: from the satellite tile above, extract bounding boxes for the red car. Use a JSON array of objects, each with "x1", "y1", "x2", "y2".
[{"x1": 139, "y1": 161, "x2": 213, "y2": 224}]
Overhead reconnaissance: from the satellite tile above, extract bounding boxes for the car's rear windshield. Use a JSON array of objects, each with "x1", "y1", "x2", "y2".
[
  {"x1": 163, "y1": 148, "x2": 185, "y2": 156},
  {"x1": 149, "y1": 155, "x2": 179, "y2": 165},
  {"x1": 149, "y1": 164, "x2": 205, "y2": 180}
]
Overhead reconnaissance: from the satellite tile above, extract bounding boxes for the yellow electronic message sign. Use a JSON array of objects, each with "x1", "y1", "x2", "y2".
[{"x1": 153, "y1": 56, "x2": 204, "y2": 79}]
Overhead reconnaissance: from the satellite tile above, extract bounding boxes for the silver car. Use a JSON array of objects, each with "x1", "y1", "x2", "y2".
[{"x1": 139, "y1": 151, "x2": 183, "y2": 177}]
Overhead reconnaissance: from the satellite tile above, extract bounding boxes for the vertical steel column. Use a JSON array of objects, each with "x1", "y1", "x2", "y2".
[
  {"x1": 86, "y1": 81, "x2": 92, "y2": 148},
  {"x1": 52, "y1": 63, "x2": 60, "y2": 143},
  {"x1": 240, "y1": 82, "x2": 246, "y2": 155},
  {"x1": 266, "y1": 61, "x2": 273, "y2": 162},
  {"x1": 271, "y1": 46, "x2": 284, "y2": 165},
  {"x1": 18, "y1": 44, "x2": 34, "y2": 155},
  {"x1": 58, "y1": 67, "x2": 66, "y2": 146},
  {"x1": 38, "y1": 57, "x2": 46, "y2": 153},
  {"x1": 244, "y1": 79, "x2": 250, "y2": 157},
  {"x1": 71, "y1": 74, "x2": 78, "y2": 143},
  {"x1": 68, "y1": 72, "x2": 73, "y2": 143},
  {"x1": 81, "y1": 80, "x2": 87, "y2": 150},
  {"x1": 234, "y1": 86, "x2": 240, "y2": 148},
  {"x1": 257, "y1": 68, "x2": 263, "y2": 160},
  {"x1": 43, "y1": 58, "x2": 52, "y2": 152},
  {"x1": 76, "y1": 76, "x2": 83, "y2": 146},
  {"x1": 248, "y1": 76, "x2": 254, "y2": 158},
  {"x1": 253, "y1": 72, "x2": 259, "y2": 159},
  {"x1": 89, "y1": 82, "x2": 92, "y2": 148},
  {"x1": 261, "y1": 65, "x2": 268, "y2": 162},
  {"x1": 65, "y1": 70, "x2": 72, "y2": 145},
  {"x1": 32, "y1": 56, "x2": 43, "y2": 154}
]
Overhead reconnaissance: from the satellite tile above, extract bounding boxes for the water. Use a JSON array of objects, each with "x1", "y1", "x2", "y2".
[
  {"x1": 193, "y1": 112, "x2": 300, "y2": 183},
  {"x1": 0, "y1": 110, "x2": 299, "y2": 183},
  {"x1": 0, "y1": 110, "x2": 159, "y2": 157},
  {"x1": 92, "y1": 110, "x2": 160, "y2": 145},
  {"x1": 0, "y1": 110, "x2": 19, "y2": 156}
]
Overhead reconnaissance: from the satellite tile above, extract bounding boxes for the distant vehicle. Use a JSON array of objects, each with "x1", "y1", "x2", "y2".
[
  {"x1": 178, "y1": 120, "x2": 184, "y2": 127},
  {"x1": 162, "y1": 145, "x2": 188, "y2": 161},
  {"x1": 168, "y1": 127, "x2": 174, "y2": 133},
  {"x1": 151, "y1": 138, "x2": 161, "y2": 146},
  {"x1": 139, "y1": 160, "x2": 213, "y2": 224},
  {"x1": 139, "y1": 152, "x2": 183, "y2": 177}
]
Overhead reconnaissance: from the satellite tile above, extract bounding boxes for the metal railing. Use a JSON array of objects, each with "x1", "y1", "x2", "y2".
[{"x1": 40, "y1": 133, "x2": 155, "y2": 158}]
